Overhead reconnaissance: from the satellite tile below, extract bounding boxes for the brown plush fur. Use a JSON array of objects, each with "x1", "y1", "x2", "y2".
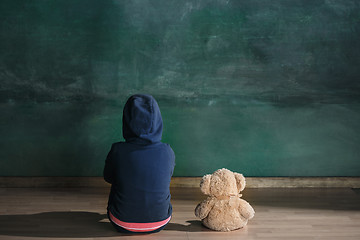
[{"x1": 194, "y1": 168, "x2": 255, "y2": 231}]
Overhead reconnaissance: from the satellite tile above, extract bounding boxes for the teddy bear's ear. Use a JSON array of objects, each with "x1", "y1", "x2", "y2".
[
  {"x1": 200, "y1": 174, "x2": 212, "y2": 195},
  {"x1": 234, "y1": 172, "x2": 246, "y2": 192}
]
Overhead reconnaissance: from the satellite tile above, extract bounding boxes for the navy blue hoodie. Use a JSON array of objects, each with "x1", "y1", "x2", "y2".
[{"x1": 104, "y1": 94, "x2": 175, "y2": 223}]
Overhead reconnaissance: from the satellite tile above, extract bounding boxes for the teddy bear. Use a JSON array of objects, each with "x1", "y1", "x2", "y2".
[{"x1": 194, "y1": 168, "x2": 255, "y2": 231}]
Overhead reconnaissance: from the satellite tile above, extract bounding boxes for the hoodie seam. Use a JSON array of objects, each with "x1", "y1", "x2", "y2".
[{"x1": 149, "y1": 97, "x2": 154, "y2": 135}]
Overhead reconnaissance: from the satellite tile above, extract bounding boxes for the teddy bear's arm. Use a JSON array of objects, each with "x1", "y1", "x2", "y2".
[
  {"x1": 195, "y1": 197, "x2": 215, "y2": 220},
  {"x1": 238, "y1": 198, "x2": 255, "y2": 220}
]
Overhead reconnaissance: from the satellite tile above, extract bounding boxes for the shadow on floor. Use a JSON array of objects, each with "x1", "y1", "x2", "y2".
[
  {"x1": 164, "y1": 220, "x2": 213, "y2": 232},
  {"x1": 0, "y1": 211, "x2": 119, "y2": 238},
  {"x1": 0, "y1": 211, "x2": 211, "y2": 237}
]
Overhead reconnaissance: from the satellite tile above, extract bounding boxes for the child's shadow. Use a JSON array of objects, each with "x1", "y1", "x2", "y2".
[
  {"x1": 165, "y1": 220, "x2": 213, "y2": 232},
  {"x1": 0, "y1": 211, "x2": 211, "y2": 237},
  {"x1": 0, "y1": 211, "x2": 119, "y2": 238}
]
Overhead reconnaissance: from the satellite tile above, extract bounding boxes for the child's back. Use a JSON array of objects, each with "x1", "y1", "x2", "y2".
[{"x1": 104, "y1": 94, "x2": 175, "y2": 233}]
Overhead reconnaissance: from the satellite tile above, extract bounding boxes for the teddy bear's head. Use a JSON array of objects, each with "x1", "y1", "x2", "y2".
[{"x1": 200, "y1": 168, "x2": 246, "y2": 197}]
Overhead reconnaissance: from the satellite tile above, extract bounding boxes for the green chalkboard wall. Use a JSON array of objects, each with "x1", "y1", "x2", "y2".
[{"x1": 0, "y1": 0, "x2": 359, "y2": 176}]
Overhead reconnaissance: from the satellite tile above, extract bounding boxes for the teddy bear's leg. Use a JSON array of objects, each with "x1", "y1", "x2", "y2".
[
  {"x1": 202, "y1": 217, "x2": 227, "y2": 231},
  {"x1": 201, "y1": 217, "x2": 212, "y2": 229},
  {"x1": 202, "y1": 216, "x2": 244, "y2": 232}
]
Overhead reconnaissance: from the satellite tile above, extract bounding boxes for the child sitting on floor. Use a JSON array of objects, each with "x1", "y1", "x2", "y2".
[{"x1": 104, "y1": 94, "x2": 175, "y2": 233}]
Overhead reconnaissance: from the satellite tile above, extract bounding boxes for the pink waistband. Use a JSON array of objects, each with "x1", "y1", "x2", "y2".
[{"x1": 109, "y1": 211, "x2": 171, "y2": 232}]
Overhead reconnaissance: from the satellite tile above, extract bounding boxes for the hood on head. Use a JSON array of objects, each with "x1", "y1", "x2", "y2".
[{"x1": 122, "y1": 94, "x2": 163, "y2": 143}]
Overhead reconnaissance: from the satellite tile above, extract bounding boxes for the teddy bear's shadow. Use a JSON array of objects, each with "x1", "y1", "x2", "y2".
[{"x1": 164, "y1": 220, "x2": 213, "y2": 232}]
